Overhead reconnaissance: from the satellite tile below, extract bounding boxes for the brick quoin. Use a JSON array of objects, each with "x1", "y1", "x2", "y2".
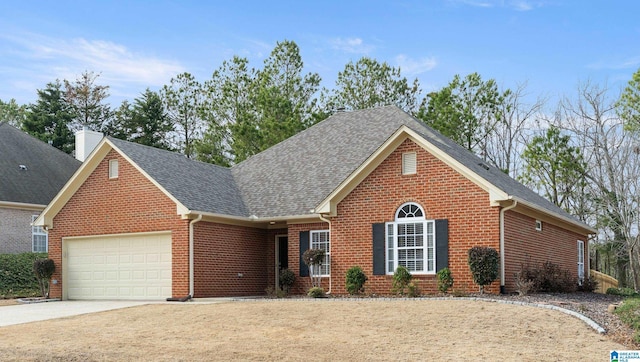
[{"x1": 48, "y1": 149, "x2": 190, "y2": 299}]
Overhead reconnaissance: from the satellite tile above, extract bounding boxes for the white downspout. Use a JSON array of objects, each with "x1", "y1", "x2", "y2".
[
  {"x1": 189, "y1": 214, "x2": 203, "y2": 298},
  {"x1": 499, "y1": 199, "x2": 517, "y2": 293},
  {"x1": 318, "y1": 214, "x2": 332, "y2": 295}
]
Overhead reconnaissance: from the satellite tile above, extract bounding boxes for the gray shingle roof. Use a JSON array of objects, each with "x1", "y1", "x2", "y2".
[
  {"x1": 106, "y1": 106, "x2": 586, "y2": 228},
  {"x1": 232, "y1": 106, "x2": 583, "y2": 225},
  {"x1": 108, "y1": 137, "x2": 249, "y2": 217},
  {"x1": 0, "y1": 122, "x2": 81, "y2": 205}
]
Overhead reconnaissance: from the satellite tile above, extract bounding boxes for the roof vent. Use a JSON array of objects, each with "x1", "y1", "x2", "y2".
[
  {"x1": 478, "y1": 163, "x2": 489, "y2": 170},
  {"x1": 19, "y1": 164, "x2": 28, "y2": 171}
]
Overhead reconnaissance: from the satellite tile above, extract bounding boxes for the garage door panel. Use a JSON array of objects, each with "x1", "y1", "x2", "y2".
[{"x1": 66, "y1": 233, "x2": 171, "y2": 300}]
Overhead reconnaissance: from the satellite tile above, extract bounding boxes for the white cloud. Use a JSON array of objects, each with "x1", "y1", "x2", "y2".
[
  {"x1": 394, "y1": 54, "x2": 437, "y2": 75},
  {"x1": 448, "y1": 0, "x2": 543, "y2": 11},
  {"x1": 587, "y1": 56, "x2": 640, "y2": 70},
  {"x1": 0, "y1": 32, "x2": 186, "y2": 102},
  {"x1": 329, "y1": 37, "x2": 374, "y2": 54}
]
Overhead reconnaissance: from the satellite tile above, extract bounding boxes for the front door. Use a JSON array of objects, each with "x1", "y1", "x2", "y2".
[{"x1": 276, "y1": 235, "x2": 288, "y2": 288}]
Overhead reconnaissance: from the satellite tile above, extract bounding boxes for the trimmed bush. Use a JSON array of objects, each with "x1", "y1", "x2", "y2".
[
  {"x1": 33, "y1": 258, "x2": 55, "y2": 298},
  {"x1": 345, "y1": 266, "x2": 367, "y2": 295},
  {"x1": 278, "y1": 268, "x2": 295, "y2": 295},
  {"x1": 302, "y1": 249, "x2": 325, "y2": 288},
  {"x1": 516, "y1": 260, "x2": 578, "y2": 293},
  {"x1": 0, "y1": 252, "x2": 47, "y2": 298},
  {"x1": 467, "y1": 246, "x2": 499, "y2": 294},
  {"x1": 437, "y1": 267, "x2": 454, "y2": 294},
  {"x1": 391, "y1": 266, "x2": 413, "y2": 296},
  {"x1": 307, "y1": 286, "x2": 325, "y2": 298}
]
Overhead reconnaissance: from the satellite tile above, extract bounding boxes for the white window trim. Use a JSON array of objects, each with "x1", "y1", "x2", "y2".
[
  {"x1": 535, "y1": 220, "x2": 542, "y2": 231},
  {"x1": 310, "y1": 230, "x2": 330, "y2": 277},
  {"x1": 31, "y1": 215, "x2": 48, "y2": 253},
  {"x1": 109, "y1": 159, "x2": 119, "y2": 179},
  {"x1": 577, "y1": 240, "x2": 585, "y2": 283},
  {"x1": 402, "y1": 152, "x2": 417, "y2": 175},
  {"x1": 386, "y1": 202, "x2": 435, "y2": 275}
]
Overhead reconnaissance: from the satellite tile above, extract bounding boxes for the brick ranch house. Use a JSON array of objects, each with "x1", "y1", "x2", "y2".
[
  {"x1": 0, "y1": 122, "x2": 80, "y2": 254},
  {"x1": 35, "y1": 106, "x2": 595, "y2": 300}
]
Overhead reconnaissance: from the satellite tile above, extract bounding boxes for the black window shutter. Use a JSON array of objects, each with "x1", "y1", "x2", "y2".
[
  {"x1": 435, "y1": 219, "x2": 449, "y2": 272},
  {"x1": 372, "y1": 223, "x2": 386, "y2": 275},
  {"x1": 299, "y1": 231, "x2": 310, "y2": 277}
]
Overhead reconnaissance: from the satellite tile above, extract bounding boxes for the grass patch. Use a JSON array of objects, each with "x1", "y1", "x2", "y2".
[{"x1": 615, "y1": 297, "x2": 640, "y2": 343}]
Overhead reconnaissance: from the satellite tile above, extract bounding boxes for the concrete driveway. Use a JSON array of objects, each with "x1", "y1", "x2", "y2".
[{"x1": 0, "y1": 301, "x2": 150, "y2": 327}]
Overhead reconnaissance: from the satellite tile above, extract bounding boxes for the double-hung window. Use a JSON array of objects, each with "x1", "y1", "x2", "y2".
[
  {"x1": 577, "y1": 240, "x2": 585, "y2": 283},
  {"x1": 31, "y1": 215, "x2": 48, "y2": 252},
  {"x1": 310, "y1": 230, "x2": 330, "y2": 276},
  {"x1": 386, "y1": 203, "x2": 435, "y2": 274}
]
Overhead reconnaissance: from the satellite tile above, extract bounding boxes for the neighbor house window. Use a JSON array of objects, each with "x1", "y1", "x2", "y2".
[
  {"x1": 402, "y1": 152, "x2": 417, "y2": 175},
  {"x1": 310, "y1": 230, "x2": 330, "y2": 276},
  {"x1": 109, "y1": 159, "x2": 119, "y2": 179},
  {"x1": 31, "y1": 215, "x2": 47, "y2": 252},
  {"x1": 535, "y1": 220, "x2": 543, "y2": 231},
  {"x1": 577, "y1": 240, "x2": 585, "y2": 283},
  {"x1": 386, "y1": 202, "x2": 435, "y2": 274}
]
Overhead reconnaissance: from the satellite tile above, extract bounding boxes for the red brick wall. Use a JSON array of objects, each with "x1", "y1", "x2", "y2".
[
  {"x1": 329, "y1": 139, "x2": 501, "y2": 295},
  {"x1": 287, "y1": 222, "x2": 330, "y2": 294},
  {"x1": 193, "y1": 222, "x2": 269, "y2": 297},
  {"x1": 503, "y1": 211, "x2": 588, "y2": 292},
  {"x1": 47, "y1": 149, "x2": 190, "y2": 299}
]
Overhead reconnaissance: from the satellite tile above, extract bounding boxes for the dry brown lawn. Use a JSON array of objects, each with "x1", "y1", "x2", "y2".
[{"x1": 0, "y1": 299, "x2": 625, "y2": 361}]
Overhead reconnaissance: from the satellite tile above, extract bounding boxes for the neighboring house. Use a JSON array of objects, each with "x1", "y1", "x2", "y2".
[
  {"x1": 35, "y1": 106, "x2": 595, "y2": 300},
  {"x1": 0, "y1": 122, "x2": 81, "y2": 254}
]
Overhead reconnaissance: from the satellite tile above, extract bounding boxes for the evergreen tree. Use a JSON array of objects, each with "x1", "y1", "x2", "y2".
[{"x1": 22, "y1": 81, "x2": 74, "y2": 154}]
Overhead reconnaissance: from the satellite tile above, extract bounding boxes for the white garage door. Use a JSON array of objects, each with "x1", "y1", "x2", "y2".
[{"x1": 64, "y1": 232, "x2": 172, "y2": 300}]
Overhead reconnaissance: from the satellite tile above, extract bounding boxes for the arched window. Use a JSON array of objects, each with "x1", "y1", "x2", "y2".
[{"x1": 386, "y1": 203, "x2": 435, "y2": 274}]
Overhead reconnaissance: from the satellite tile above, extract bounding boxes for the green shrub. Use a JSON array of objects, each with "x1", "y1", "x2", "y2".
[
  {"x1": 307, "y1": 286, "x2": 325, "y2": 298},
  {"x1": 467, "y1": 246, "x2": 499, "y2": 294},
  {"x1": 407, "y1": 281, "x2": 420, "y2": 297},
  {"x1": 278, "y1": 268, "x2": 295, "y2": 294},
  {"x1": 614, "y1": 297, "x2": 640, "y2": 343},
  {"x1": 34, "y1": 258, "x2": 55, "y2": 298},
  {"x1": 607, "y1": 287, "x2": 639, "y2": 297},
  {"x1": 345, "y1": 266, "x2": 367, "y2": 295},
  {"x1": 436, "y1": 267, "x2": 454, "y2": 294},
  {"x1": 391, "y1": 266, "x2": 413, "y2": 296},
  {"x1": 0, "y1": 252, "x2": 47, "y2": 298}
]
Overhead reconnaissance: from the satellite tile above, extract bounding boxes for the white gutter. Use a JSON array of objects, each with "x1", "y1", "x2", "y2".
[
  {"x1": 318, "y1": 213, "x2": 332, "y2": 295},
  {"x1": 499, "y1": 199, "x2": 517, "y2": 293},
  {"x1": 189, "y1": 214, "x2": 203, "y2": 298}
]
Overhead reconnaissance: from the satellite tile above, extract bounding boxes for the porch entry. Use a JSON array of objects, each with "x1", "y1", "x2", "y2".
[{"x1": 275, "y1": 235, "x2": 288, "y2": 289}]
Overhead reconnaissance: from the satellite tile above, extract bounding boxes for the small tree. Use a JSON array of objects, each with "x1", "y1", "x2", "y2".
[
  {"x1": 302, "y1": 249, "x2": 325, "y2": 289},
  {"x1": 467, "y1": 246, "x2": 499, "y2": 294},
  {"x1": 437, "y1": 267, "x2": 454, "y2": 294},
  {"x1": 345, "y1": 266, "x2": 368, "y2": 295},
  {"x1": 391, "y1": 265, "x2": 413, "y2": 295},
  {"x1": 33, "y1": 258, "x2": 55, "y2": 298}
]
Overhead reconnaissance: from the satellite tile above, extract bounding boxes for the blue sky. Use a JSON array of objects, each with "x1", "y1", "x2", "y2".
[{"x1": 1, "y1": 0, "x2": 639, "y2": 107}]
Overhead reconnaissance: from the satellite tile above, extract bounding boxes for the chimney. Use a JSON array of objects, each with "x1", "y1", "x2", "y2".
[{"x1": 75, "y1": 127, "x2": 103, "y2": 162}]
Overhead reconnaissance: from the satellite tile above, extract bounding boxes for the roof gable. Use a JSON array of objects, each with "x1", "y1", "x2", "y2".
[{"x1": 0, "y1": 122, "x2": 80, "y2": 206}]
